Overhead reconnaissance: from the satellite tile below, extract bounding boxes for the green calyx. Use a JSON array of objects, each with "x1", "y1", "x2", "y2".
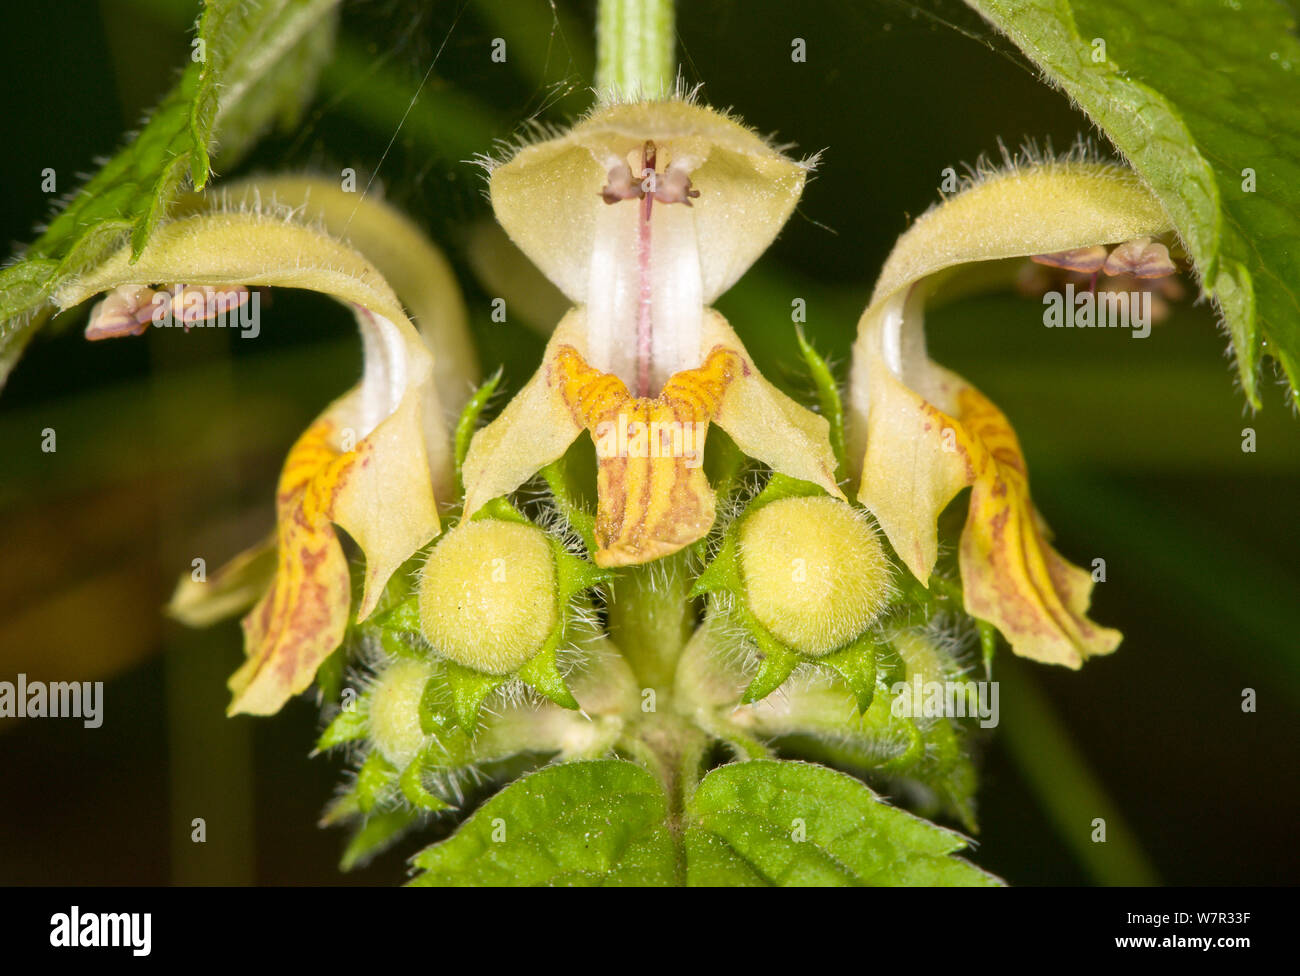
[{"x1": 692, "y1": 475, "x2": 892, "y2": 710}]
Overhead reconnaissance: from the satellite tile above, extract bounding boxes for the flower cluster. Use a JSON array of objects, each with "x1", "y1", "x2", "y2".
[{"x1": 57, "y1": 96, "x2": 1177, "y2": 855}]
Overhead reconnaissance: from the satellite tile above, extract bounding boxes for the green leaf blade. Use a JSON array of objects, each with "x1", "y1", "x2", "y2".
[
  {"x1": 968, "y1": 0, "x2": 1300, "y2": 406},
  {"x1": 685, "y1": 760, "x2": 1001, "y2": 886},
  {"x1": 409, "y1": 760, "x2": 677, "y2": 887}
]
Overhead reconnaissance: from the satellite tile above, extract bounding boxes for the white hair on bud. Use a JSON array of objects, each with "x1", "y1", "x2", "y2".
[{"x1": 936, "y1": 135, "x2": 1120, "y2": 204}]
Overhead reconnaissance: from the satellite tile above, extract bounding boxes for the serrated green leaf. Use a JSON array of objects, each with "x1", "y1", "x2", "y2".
[
  {"x1": 968, "y1": 0, "x2": 1300, "y2": 405},
  {"x1": 408, "y1": 760, "x2": 677, "y2": 886},
  {"x1": 211, "y1": 0, "x2": 339, "y2": 167},
  {"x1": 684, "y1": 760, "x2": 999, "y2": 886},
  {"x1": 0, "y1": 0, "x2": 341, "y2": 382}
]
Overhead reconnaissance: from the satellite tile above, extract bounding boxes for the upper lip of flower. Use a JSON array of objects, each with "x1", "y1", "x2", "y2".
[{"x1": 847, "y1": 160, "x2": 1175, "y2": 667}]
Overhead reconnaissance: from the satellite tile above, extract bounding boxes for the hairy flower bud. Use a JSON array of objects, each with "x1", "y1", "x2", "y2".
[
  {"x1": 737, "y1": 496, "x2": 893, "y2": 656},
  {"x1": 418, "y1": 520, "x2": 559, "y2": 674},
  {"x1": 368, "y1": 658, "x2": 433, "y2": 768}
]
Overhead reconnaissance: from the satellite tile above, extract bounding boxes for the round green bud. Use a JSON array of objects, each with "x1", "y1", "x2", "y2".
[
  {"x1": 418, "y1": 520, "x2": 559, "y2": 675},
  {"x1": 369, "y1": 658, "x2": 433, "y2": 768},
  {"x1": 737, "y1": 496, "x2": 893, "y2": 656}
]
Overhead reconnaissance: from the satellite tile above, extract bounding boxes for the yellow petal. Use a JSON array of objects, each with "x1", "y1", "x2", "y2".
[
  {"x1": 863, "y1": 163, "x2": 1174, "y2": 311},
  {"x1": 57, "y1": 212, "x2": 413, "y2": 327},
  {"x1": 702, "y1": 312, "x2": 842, "y2": 499},
  {"x1": 464, "y1": 220, "x2": 569, "y2": 336},
  {"x1": 206, "y1": 177, "x2": 477, "y2": 417},
  {"x1": 167, "y1": 533, "x2": 277, "y2": 628},
  {"x1": 461, "y1": 310, "x2": 590, "y2": 518},
  {"x1": 230, "y1": 415, "x2": 352, "y2": 716},
  {"x1": 856, "y1": 321, "x2": 972, "y2": 583},
  {"x1": 555, "y1": 341, "x2": 733, "y2": 566},
  {"x1": 851, "y1": 163, "x2": 1174, "y2": 666},
  {"x1": 954, "y1": 387, "x2": 1120, "y2": 667},
  {"x1": 849, "y1": 162, "x2": 1174, "y2": 476},
  {"x1": 329, "y1": 382, "x2": 441, "y2": 622}
]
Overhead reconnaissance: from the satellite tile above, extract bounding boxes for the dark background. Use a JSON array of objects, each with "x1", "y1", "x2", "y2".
[{"x1": 0, "y1": 0, "x2": 1296, "y2": 885}]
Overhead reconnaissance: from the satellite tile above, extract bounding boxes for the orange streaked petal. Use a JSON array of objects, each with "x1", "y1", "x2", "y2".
[
  {"x1": 849, "y1": 164, "x2": 1175, "y2": 670},
  {"x1": 953, "y1": 387, "x2": 1120, "y2": 667},
  {"x1": 229, "y1": 417, "x2": 352, "y2": 716},
  {"x1": 463, "y1": 309, "x2": 841, "y2": 566},
  {"x1": 557, "y1": 343, "x2": 743, "y2": 566},
  {"x1": 860, "y1": 364, "x2": 1119, "y2": 667},
  {"x1": 229, "y1": 382, "x2": 444, "y2": 714}
]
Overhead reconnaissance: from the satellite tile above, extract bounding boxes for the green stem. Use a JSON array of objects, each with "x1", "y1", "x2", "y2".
[
  {"x1": 595, "y1": 0, "x2": 675, "y2": 101},
  {"x1": 606, "y1": 554, "x2": 695, "y2": 694}
]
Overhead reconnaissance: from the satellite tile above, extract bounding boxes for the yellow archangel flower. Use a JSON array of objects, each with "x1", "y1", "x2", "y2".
[
  {"x1": 59, "y1": 180, "x2": 474, "y2": 714},
  {"x1": 847, "y1": 162, "x2": 1176, "y2": 667},
  {"x1": 461, "y1": 99, "x2": 843, "y2": 567}
]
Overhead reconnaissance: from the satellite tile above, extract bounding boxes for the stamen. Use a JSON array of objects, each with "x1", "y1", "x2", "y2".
[
  {"x1": 653, "y1": 165, "x2": 700, "y2": 206},
  {"x1": 1102, "y1": 237, "x2": 1176, "y2": 278},
  {"x1": 1030, "y1": 245, "x2": 1108, "y2": 274},
  {"x1": 600, "y1": 162, "x2": 641, "y2": 204}
]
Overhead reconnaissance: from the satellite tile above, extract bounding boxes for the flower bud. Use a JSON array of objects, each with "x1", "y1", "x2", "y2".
[
  {"x1": 369, "y1": 658, "x2": 433, "y2": 768},
  {"x1": 737, "y1": 497, "x2": 892, "y2": 656},
  {"x1": 418, "y1": 520, "x2": 559, "y2": 674}
]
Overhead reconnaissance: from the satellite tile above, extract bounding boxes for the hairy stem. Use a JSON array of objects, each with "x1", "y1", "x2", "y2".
[
  {"x1": 606, "y1": 552, "x2": 695, "y2": 694},
  {"x1": 595, "y1": 0, "x2": 675, "y2": 102}
]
